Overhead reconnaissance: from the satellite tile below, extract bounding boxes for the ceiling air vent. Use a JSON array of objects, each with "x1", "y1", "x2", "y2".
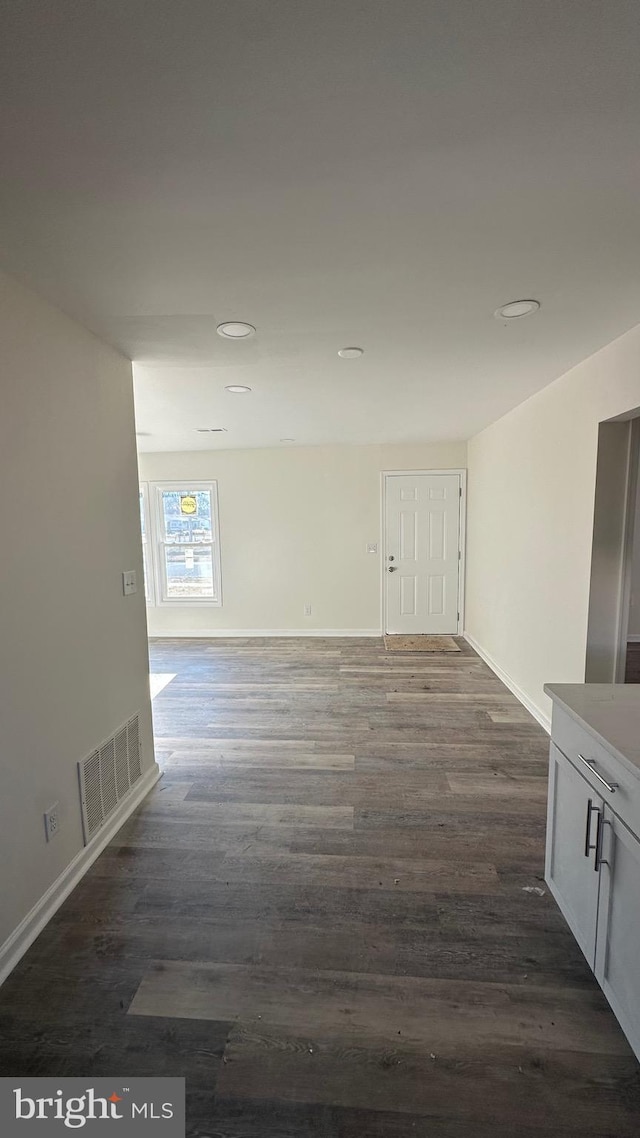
[{"x1": 78, "y1": 714, "x2": 142, "y2": 844}]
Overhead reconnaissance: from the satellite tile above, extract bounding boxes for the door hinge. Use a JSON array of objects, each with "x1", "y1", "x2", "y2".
[
  {"x1": 458, "y1": 550, "x2": 461, "y2": 560},
  {"x1": 459, "y1": 487, "x2": 462, "y2": 497}
]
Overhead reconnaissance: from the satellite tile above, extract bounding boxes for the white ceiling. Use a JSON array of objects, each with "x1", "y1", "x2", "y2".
[{"x1": 2, "y1": 1, "x2": 640, "y2": 452}]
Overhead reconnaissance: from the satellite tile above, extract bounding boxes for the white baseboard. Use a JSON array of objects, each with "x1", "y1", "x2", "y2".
[
  {"x1": 463, "y1": 632, "x2": 551, "y2": 734},
  {"x1": 0, "y1": 762, "x2": 161, "y2": 988},
  {"x1": 147, "y1": 628, "x2": 383, "y2": 639}
]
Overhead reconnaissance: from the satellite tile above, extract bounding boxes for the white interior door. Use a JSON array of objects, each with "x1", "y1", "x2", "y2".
[{"x1": 384, "y1": 472, "x2": 461, "y2": 634}]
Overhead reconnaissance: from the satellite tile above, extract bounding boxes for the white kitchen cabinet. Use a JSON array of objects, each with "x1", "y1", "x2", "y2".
[
  {"x1": 545, "y1": 743, "x2": 602, "y2": 965},
  {"x1": 595, "y1": 807, "x2": 640, "y2": 1057},
  {"x1": 544, "y1": 683, "x2": 640, "y2": 1061}
]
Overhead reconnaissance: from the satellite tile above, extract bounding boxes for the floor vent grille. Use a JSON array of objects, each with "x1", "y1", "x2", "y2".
[{"x1": 78, "y1": 714, "x2": 142, "y2": 844}]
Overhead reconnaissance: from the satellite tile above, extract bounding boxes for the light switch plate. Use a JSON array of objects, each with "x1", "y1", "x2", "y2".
[{"x1": 122, "y1": 570, "x2": 137, "y2": 596}]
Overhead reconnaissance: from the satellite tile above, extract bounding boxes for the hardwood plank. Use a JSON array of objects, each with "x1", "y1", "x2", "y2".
[
  {"x1": 89, "y1": 847, "x2": 228, "y2": 880},
  {"x1": 184, "y1": 770, "x2": 449, "y2": 807},
  {"x1": 133, "y1": 880, "x2": 444, "y2": 929},
  {"x1": 0, "y1": 1011, "x2": 230, "y2": 1083},
  {"x1": 339, "y1": 665, "x2": 484, "y2": 675},
  {"x1": 185, "y1": 678, "x2": 339, "y2": 687},
  {"x1": 446, "y1": 773, "x2": 548, "y2": 798},
  {"x1": 288, "y1": 825, "x2": 545, "y2": 862},
  {"x1": 165, "y1": 750, "x2": 356, "y2": 770},
  {"x1": 218, "y1": 1026, "x2": 640, "y2": 1132},
  {"x1": 154, "y1": 737, "x2": 326, "y2": 749},
  {"x1": 191, "y1": 1094, "x2": 589, "y2": 1138},
  {"x1": 39, "y1": 912, "x2": 592, "y2": 987},
  {"x1": 111, "y1": 818, "x2": 301, "y2": 854},
  {"x1": 149, "y1": 780, "x2": 193, "y2": 802},
  {"x1": 487, "y1": 710, "x2": 534, "y2": 723},
  {"x1": 93, "y1": 844, "x2": 497, "y2": 893},
  {"x1": 386, "y1": 692, "x2": 520, "y2": 703},
  {"x1": 355, "y1": 796, "x2": 545, "y2": 826},
  {"x1": 225, "y1": 852, "x2": 496, "y2": 893},
  {"x1": 128, "y1": 960, "x2": 628, "y2": 1055},
  {"x1": 142, "y1": 799, "x2": 355, "y2": 829}
]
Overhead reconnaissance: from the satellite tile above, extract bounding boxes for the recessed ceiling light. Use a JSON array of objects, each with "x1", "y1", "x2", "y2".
[
  {"x1": 338, "y1": 346, "x2": 364, "y2": 358},
  {"x1": 494, "y1": 299, "x2": 540, "y2": 320},
  {"x1": 217, "y1": 321, "x2": 256, "y2": 339},
  {"x1": 225, "y1": 384, "x2": 252, "y2": 393},
  {"x1": 280, "y1": 437, "x2": 295, "y2": 443}
]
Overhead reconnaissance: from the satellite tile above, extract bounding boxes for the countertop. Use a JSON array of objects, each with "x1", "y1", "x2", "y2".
[{"x1": 544, "y1": 683, "x2": 640, "y2": 778}]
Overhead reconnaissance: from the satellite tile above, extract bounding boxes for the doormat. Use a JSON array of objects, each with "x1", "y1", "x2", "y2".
[{"x1": 384, "y1": 635, "x2": 460, "y2": 653}]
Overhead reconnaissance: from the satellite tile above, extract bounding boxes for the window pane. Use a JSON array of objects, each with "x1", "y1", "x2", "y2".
[
  {"x1": 139, "y1": 489, "x2": 146, "y2": 539},
  {"x1": 160, "y1": 490, "x2": 213, "y2": 543},
  {"x1": 164, "y1": 543, "x2": 215, "y2": 598}
]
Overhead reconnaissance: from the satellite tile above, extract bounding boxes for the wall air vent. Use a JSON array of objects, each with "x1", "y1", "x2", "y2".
[
  {"x1": 78, "y1": 714, "x2": 142, "y2": 845},
  {"x1": 194, "y1": 427, "x2": 227, "y2": 433}
]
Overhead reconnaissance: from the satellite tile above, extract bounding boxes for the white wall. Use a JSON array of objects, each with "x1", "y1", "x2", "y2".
[
  {"x1": 465, "y1": 320, "x2": 640, "y2": 727},
  {"x1": 139, "y1": 442, "x2": 466, "y2": 635},
  {"x1": 0, "y1": 270, "x2": 156, "y2": 964}
]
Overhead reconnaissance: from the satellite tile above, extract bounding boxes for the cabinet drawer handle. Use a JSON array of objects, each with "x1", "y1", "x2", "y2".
[{"x1": 577, "y1": 753, "x2": 618, "y2": 794}]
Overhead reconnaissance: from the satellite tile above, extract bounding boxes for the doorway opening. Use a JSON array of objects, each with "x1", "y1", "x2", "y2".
[{"x1": 586, "y1": 412, "x2": 640, "y2": 683}]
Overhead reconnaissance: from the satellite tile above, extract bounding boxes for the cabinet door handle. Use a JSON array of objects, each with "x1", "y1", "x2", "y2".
[
  {"x1": 577, "y1": 753, "x2": 618, "y2": 794},
  {"x1": 594, "y1": 810, "x2": 604, "y2": 872},
  {"x1": 584, "y1": 798, "x2": 601, "y2": 860}
]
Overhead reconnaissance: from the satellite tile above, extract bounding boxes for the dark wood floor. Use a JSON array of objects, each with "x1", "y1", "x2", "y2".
[{"x1": 1, "y1": 637, "x2": 639, "y2": 1136}]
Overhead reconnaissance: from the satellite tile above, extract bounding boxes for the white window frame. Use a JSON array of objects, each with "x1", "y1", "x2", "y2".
[
  {"x1": 150, "y1": 480, "x2": 222, "y2": 607},
  {"x1": 139, "y1": 481, "x2": 157, "y2": 607}
]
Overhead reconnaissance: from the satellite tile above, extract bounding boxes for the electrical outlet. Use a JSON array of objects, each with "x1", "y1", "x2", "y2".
[
  {"x1": 367, "y1": 542, "x2": 378, "y2": 554},
  {"x1": 44, "y1": 803, "x2": 60, "y2": 842},
  {"x1": 304, "y1": 603, "x2": 312, "y2": 616}
]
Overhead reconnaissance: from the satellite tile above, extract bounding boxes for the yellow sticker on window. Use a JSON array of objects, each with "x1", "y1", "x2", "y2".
[{"x1": 180, "y1": 495, "x2": 197, "y2": 515}]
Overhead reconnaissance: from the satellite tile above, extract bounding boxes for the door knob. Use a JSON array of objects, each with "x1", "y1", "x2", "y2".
[{"x1": 388, "y1": 566, "x2": 397, "y2": 572}]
